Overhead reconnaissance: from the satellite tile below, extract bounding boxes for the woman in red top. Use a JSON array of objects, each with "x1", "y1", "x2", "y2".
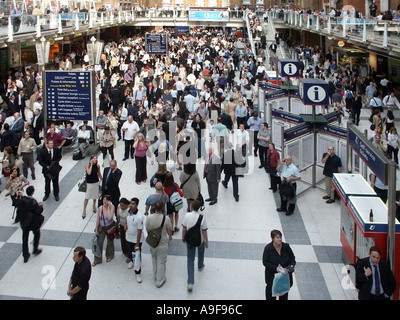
[
  {"x1": 266, "y1": 142, "x2": 281, "y2": 193},
  {"x1": 163, "y1": 172, "x2": 184, "y2": 235}
]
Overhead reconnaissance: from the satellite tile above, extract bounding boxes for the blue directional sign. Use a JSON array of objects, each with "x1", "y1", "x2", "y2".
[
  {"x1": 272, "y1": 109, "x2": 303, "y2": 124},
  {"x1": 278, "y1": 59, "x2": 299, "y2": 77},
  {"x1": 146, "y1": 33, "x2": 168, "y2": 55},
  {"x1": 299, "y1": 78, "x2": 330, "y2": 105},
  {"x1": 324, "y1": 110, "x2": 342, "y2": 123},
  {"x1": 284, "y1": 122, "x2": 313, "y2": 141},
  {"x1": 44, "y1": 70, "x2": 94, "y2": 121},
  {"x1": 348, "y1": 125, "x2": 388, "y2": 184},
  {"x1": 175, "y1": 26, "x2": 190, "y2": 37},
  {"x1": 266, "y1": 89, "x2": 287, "y2": 100},
  {"x1": 317, "y1": 124, "x2": 347, "y2": 138}
]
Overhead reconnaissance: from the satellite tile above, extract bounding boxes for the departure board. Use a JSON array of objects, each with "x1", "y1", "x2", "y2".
[
  {"x1": 44, "y1": 70, "x2": 94, "y2": 121},
  {"x1": 145, "y1": 33, "x2": 168, "y2": 55}
]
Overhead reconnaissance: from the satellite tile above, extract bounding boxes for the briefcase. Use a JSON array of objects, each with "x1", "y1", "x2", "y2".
[{"x1": 46, "y1": 162, "x2": 62, "y2": 180}]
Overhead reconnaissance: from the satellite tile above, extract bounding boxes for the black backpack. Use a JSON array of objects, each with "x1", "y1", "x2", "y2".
[
  {"x1": 184, "y1": 215, "x2": 203, "y2": 247},
  {"x1": 72, "y1": 149, "x2": 83, "y2": 160}
]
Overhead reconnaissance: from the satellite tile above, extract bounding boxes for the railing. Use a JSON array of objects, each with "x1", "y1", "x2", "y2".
[
  {"x1": 0, "y1": 8, "x2": 246, "y2": 42},
  {"x1": 271, "y1": 10, "x2": 400, "y2": 52}
]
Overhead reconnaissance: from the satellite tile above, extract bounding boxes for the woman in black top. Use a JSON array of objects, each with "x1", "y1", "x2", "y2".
[
  {"x1": 262, "y1": 229, "x2": 296, "y2": 300},
  {"x1": 191, "y1": 113, "x2": 206, "y2": 159},
  {"x1": 82, "y1": 155, "x2": 102, "y2": 219},
  {"x1": 353, "y1": 95, "x2": 362, "y2": 126}
]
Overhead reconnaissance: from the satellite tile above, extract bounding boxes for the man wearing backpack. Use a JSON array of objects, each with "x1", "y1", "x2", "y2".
[{"x1": 182, "y1": 199, "x2": 208, "y2": 292}]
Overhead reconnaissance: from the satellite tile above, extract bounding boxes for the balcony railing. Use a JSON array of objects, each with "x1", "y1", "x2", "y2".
[
  {"x1": 0, "y1": 9, "x2": 247, "y2": 42},
  {"x1": 271, "y1": 10, "x2": 400, "y2": 55}
]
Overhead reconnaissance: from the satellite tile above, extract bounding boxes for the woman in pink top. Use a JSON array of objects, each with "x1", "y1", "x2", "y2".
[{"x1": 133, "y1": 133, "x2": 149, "y2": 184}]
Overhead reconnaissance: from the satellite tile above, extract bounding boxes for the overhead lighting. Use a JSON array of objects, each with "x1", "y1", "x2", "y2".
[
  {"x1": 338, "y1": 40, "x2": 345, "y2": 47},
  {"x1": 54, "y1": 37, "x2": 64, "y2": 41},
  {"x1": 327, "y1": 35, "x2": 333, "y2": 40}
]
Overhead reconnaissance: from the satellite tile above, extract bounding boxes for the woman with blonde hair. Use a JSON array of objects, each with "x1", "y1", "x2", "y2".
[{"x1": 133, "y1": 132, "x2": 149, "y2": 184}]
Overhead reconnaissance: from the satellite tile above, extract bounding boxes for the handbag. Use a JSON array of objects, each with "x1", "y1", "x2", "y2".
[
  {"x1": 265, "y1": 165, "x2": 277, "y2": 175},
  {"x1": 279, "y1": 180, "x2": 295, "y2": 199},
  {"x1": 105, "y1": 223, "x2": 119, "y2": 240},
  {"x1": 15, "y1": 157, "x2": 24, "y2": 168},
  {"x1": 146, "y1": 215, "x2": 166, "y2": 248},
  {"x1": 101, "y1": 209, "x2": 119, "y2": 240},
  {"x1": 78, "y1": 175, "x2": 87, "y2": 192},
  {"x1": 2, "y1": 166, "x2": 11, "y2": 177}
]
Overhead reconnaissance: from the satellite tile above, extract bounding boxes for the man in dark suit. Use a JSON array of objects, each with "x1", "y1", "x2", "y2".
[
  {"x1": 10, "y1": 111, "x2": 25, "y2": 139},
  {"x1": 220, "y1": 109, "x2": 233, "y2": 132},
  {"x1": 15, "y1": 185, "x2": 44, "y2": 263},
  {"x1": 38, "y1": 140, "x2": 62, "y2": 201},
  {"x1": 203, "y1": 146, "x2": 221, "y2": 205},
  {"x1": 355, "y1": 246, "x2": 396, "y2": 300},
  {"x1": 100, "y1": 75, "x2": 110, "y2": 94},
  {"x1": 156, "y1": 74, "x2": 167, "y2": 92},
  {"x1": 7, "y1": 94, "x2": 17, "y2": 113},
  {"x1": 101, "y1": 159, "x2": 122, "y2": 211},
  {"x1": 109, "y1": 85, "x2": 121, "y2": 114},
  {"x1": 150, "y1": 82, "x2": 163, "y2": 106},
  {"x1": 221, "y1": 142, "x2": 245, "y2": 202},
  {"x1": 32, "y1": 108, "x2": 44, "y2": 145},
  {"x1": 15, "y1": 89, "x2": 27, "y2": 121}
]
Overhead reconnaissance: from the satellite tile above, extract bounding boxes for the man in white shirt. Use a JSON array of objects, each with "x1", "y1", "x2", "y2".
[
  {"x1": 121, "y1": 115, "x2": 139, "y2": 161},
  {"x1": 184, "y1": 93, "x2": 199, "y2": 113},
  {"x1": 383, "y1": 91, "x2": 400, "y2": 110},
  {"x1": 181, "y1": 199, "x2": 208, "y2": 292},
  {"x1": 125, "y1": 197, "x2": 145, "y2": 283},
  {"x1": 234, "y1": 123, "x2": 250, "y2": 172}
]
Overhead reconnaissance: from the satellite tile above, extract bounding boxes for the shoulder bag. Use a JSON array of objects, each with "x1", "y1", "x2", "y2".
[
  {"x1": 146, "y1": 215, "x2": 166, "y2": 248},
  {"x1": 102, "y1": 209, "x2": 119, "y2": 240},
  {"x1": 180, "y1": 173, "x2": 193, "y2": 189},
  {"x1": 15, "y1": 156, "x2": 24, "y2": 168}
]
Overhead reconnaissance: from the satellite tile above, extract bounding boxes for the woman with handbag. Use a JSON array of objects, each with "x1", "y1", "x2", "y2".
[
  {"x1": 262, "y1": 229, "x2": 296, "y2": 300},
  {"x1": 82, "y1": 155, "x2": 102, "y2": 219},
  {"x1": 179, "y1": 163, "x2": 201, "y2": 212},
  {"x1": 5, "y1": 166, "x2": 29, "y2": 208},
  {"x1": 92, "y1": 194, "x2": 116, "y2": 266}
]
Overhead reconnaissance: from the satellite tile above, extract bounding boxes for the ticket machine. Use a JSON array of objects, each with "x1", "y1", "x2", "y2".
[
  {"x1": 333, "y1": 173, "x2": 400, "y2": 300},
  {"x1": 333, "y1": 173, "x2": 377, "y2": 264}
]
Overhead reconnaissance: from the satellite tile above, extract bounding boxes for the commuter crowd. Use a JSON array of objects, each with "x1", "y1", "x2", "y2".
[{"x1": 1, "y1": 6, "x2": 399, "y2": 299}]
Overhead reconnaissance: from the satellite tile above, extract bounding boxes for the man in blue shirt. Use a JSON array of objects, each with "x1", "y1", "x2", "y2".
[
  {"x1": 276, "y1": 155, "x2": 301, "y2": 216},
  {"x1": 246, "y1": 112, "x2": 262, "y2": 157},
  {"x1": 235, "y1": 101, "x2": 247, "y2": 128},
  {"x1": 211, "y1": 117, "x2": 230, "y2": 159}
]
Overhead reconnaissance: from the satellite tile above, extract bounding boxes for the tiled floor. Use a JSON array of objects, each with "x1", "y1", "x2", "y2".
[{"x1": 2, "y1": 111, "x2": 390, "y2": 301}]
